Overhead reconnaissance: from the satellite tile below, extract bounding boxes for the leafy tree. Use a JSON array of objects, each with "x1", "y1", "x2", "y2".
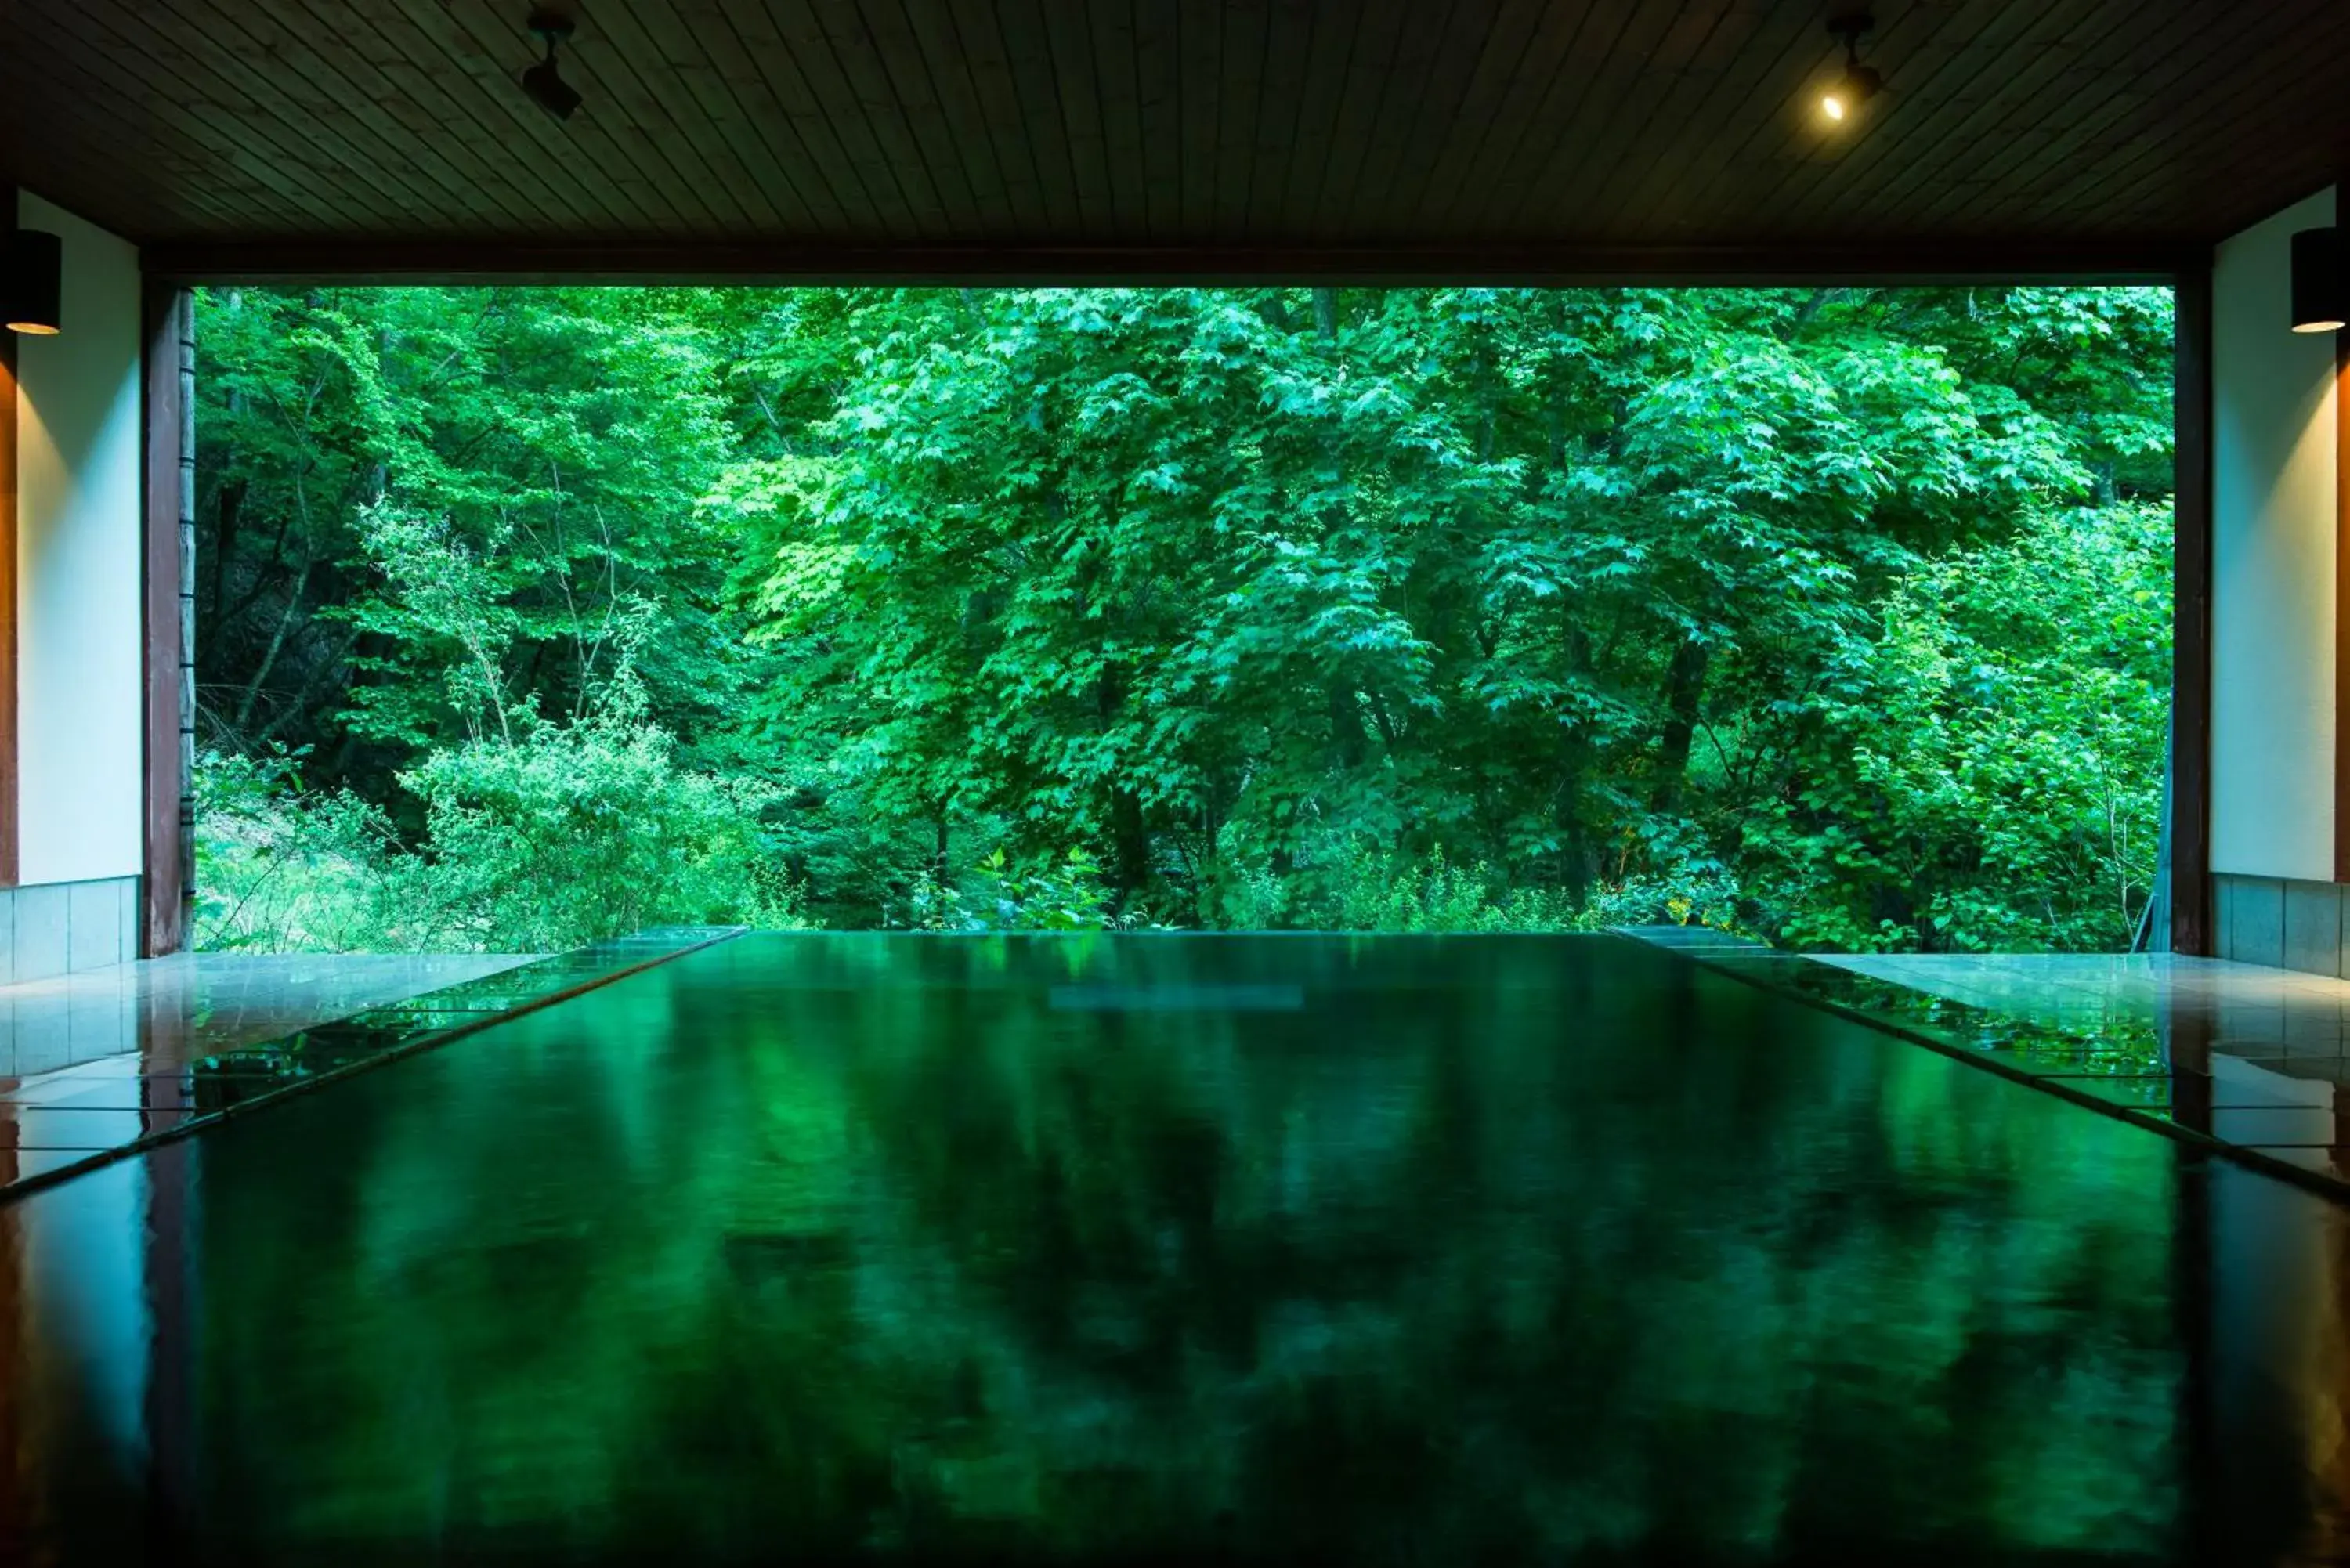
[{"x1": 193, "y1": 284, "x2": 2173, "y2": 952}]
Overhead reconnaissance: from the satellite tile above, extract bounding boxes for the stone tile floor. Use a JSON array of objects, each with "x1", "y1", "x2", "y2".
[
  {"x1": 0, "y1": 930, "x2": 747, "y2": 1194},
  {"x1": 1628, "y1": 929, "x2": 2350, "y2": 1190},
  {"x1": 1817, "y1": 950, "x2": 2350, "y2": 1181},
  {"x1": 0, "y1": 950, "x2": 539, "y2": 1187}
]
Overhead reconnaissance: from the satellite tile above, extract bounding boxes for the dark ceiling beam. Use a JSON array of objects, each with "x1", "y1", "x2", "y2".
[{"x1": 141, "y1": 238, "x2": 2206, "y2": 287}]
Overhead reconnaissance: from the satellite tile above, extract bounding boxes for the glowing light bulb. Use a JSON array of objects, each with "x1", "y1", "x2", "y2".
[{"x1": 1821, "y1": 93, "x2": 1847, "y2": 121}]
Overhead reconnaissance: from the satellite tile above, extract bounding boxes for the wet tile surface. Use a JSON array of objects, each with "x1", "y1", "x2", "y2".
[
  {"x1": 1623, "y1": 936, "x2": 2350, "y2": 1195},
  {"x1": 0, "y1": 951, "x2": 541, "y2": 1081},
  {"x1": 0, "y1": 934, "x2": 742, "y2": 1195}
]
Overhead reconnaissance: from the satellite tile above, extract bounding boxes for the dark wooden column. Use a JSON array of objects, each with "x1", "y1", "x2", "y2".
[
  {"x1": 0, "y1": 186, "x2": 19, "y2": 888},
  {"x1": 2171, "y1": 267, "x2": 2214, "y2": 955},
  {"x1": 141, "y1": 282, "x2": 193, "y2": 956},
  {"x1": 2338, "y1": 321, "x2": 2350, "y2": 883}
]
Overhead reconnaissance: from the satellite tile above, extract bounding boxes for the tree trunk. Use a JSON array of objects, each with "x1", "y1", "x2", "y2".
[
  {"x1": 1329, "y1": 681, "x2": 1365, "y2": 771},
  {"x1": 1649, "y1": 637, "x2": 1711, "y2": 816},
  {"x1": 1108, "y1": 786, "x2": 1149, "y2": 914},
  {"x1": 209, "y1": 477, "x2": 246, "y2": 629},
  {"x1": 1556, "y1": 626, "x2": 1598, "y2": 909}
]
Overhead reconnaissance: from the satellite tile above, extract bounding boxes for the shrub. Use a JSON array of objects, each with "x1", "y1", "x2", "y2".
[{"x1": 193, "y1": 715, "x2": 803, "y2": 954}]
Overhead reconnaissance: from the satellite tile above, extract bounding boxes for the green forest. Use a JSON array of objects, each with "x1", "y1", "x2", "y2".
[{"x1": 191, "y1": 284, "x2": 2175, "y2": 955}]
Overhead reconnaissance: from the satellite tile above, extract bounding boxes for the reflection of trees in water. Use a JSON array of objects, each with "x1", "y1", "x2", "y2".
[{"x1": 188, "y1": 938, "x2": 2181, "y2": 1560}]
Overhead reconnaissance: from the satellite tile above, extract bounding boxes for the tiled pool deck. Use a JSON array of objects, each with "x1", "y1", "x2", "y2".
[
  {"x1": 0, "y1": 929, "x2": 744, "y2": 1197},
  {"x1": 1629, "y1": 927, "x2": 2350, "y2": 1196}
]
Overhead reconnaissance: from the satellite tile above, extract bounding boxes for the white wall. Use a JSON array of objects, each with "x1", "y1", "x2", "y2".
[
  {"x1": 2211, "y1": 186, "x2": 2340, "y2": 881},
  {"x1": 14, "y1": 191, "x2": 145, "y2": 886}
]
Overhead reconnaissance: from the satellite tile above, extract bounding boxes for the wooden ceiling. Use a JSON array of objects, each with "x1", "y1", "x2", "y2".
[{"x1": 6, "y1": 0, "x2": 2348, "y2": 281}]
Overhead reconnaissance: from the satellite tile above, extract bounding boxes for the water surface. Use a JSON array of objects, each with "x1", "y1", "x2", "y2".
[{"x1": 4, "y1": 933, "x2": 2348, "y2": 1564}]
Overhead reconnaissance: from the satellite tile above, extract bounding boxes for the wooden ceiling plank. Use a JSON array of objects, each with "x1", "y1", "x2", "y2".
[
  {"x1": 1888, "y1": 2, "x2": 2229, "y2": 234},
  {"x1": 283, "y1": 0, "x2": 581, "y2": 236},
  {"x1": 141, "y1": 0, "x2": 519, "y2": 233},
  {"x1": 570, "y1": 2, "x2": 761, "y2": 232},
  {"x1": 1278, "y1": 1, "x2": 1367, "y2": 244},
  {"x1": 1377, "y1": 0, "x2": 1507, "y2": 238},
  {"x1": 1622, "y1": 9, "x2": 1834, "y2": 240},
  {"x1": 989, "y1": 0, "x2": 1086, "y2": 238},
  {"x1": 1132, "y1": 0, "x2": 1187, "y2": 242},
  {"x1": 2005, "y1": 15, "x2": 2350, "y2": 241},
  {"x1": 20, "y1": 4, "x2": 384, "y2": 236},
  {"x1": 371, "y1": 0, "x2": 643, "y2": 234},
  {"x1": 272, "y1": 0, "x2": 567, "y2": 234},
  {"x1": 1246, "y1": 0, "x2": 1319, "y2": 239},
  {"x1": 1083, "y1": 0, "x2": 1151, "y2": 239},
  {"x1": 735, "y1": 0, "x2": 906, "y2": 240},
  {"x1": 52, "y1": 0, "x2": 419, "y2": 234},
  {"x1": 5, "y1": 63, "x2": 260, "y2": 240},
  {"x1": 1690, "y1": 0, "x2": 1976, "y2": 240},
  {"x1": 634, "y1": 0, "x2": 825, "y2": 233},
  {"x1": 132, "y1": 0, "x2": 493, "y2": 232},
  {"x1": 1176, "y1": 0, "x2": 1226, "y2": 240},
  {"x1": 1335, "y1": 0, "x2": 1463, "y2": 240},
  {"x1": 1553, "y1": 0, "x2": 1754, "y2": 238},
  {"x1": 1494, "y1": 0, "x2": 1681, "y2": 237},
  {"x1": 812, "y1": 0, "x2": 967, "y2": 233},
  {"x1": 1407, "y1": 0, "x2": 1560, "y2": 232},
  {"x1": 1849, "y1": 0, "x2": 2152, "y2": 237},
  {"x1": 343, "y1": 1, "x2": 609, "y2": 235},
  {"x1": 1212, "y1": 0, "x2": 1270, "y2": 242},
  {"x1": 895, "y1": 0, "x2": 1016, "y2": 239},
  {"x1": 426, "y1": 0, "x2": 707, "y2": 235},
  {"x1": 1036, "y1": 0, "x2": 1116, "y2": 237},
  {"x1": 1589, "y1": 1, "x2": 1798, "y2": 242},
  {"x1": 763, "y1": 0, "x2": 933, "y2": 239},
  {"x1": 1765, "y1": 0, "x2": 2099, "y2": 237},
  {"x1": 939, "y1": 0, "x2": 1053, "y2": 238},
  {"x1": 6, "y1": 24, "x2": 273, "y2": 237},
  {"x1": 1311, "y1": 0, "x2": 1413, "y2": 242},
  {"x1": 1429, "y1": 0, "x2": 1612, "y2": 234},
  {"x1": 2079, "y1": 23, "x2": 2350, "y2": 244},
  {"x1": 692, "y1": 1, "x2": 848, "y2": 237}
]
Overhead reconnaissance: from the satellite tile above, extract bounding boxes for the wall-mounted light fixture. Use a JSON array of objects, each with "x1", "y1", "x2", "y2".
[
  {"x1": 2, "y1": 229, "x2": 62, "y2": 335},
  {"x1": 2290, "y1": 227, "x2": 2345, "y2": 334},
  {"x1": 1820, "y1": 14, "x2": 1883, "y2": 126}
]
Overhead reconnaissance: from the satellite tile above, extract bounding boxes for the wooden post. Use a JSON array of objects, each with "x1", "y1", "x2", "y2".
[
  {"x1": 0, "y1": 186, "x2": 19, "y2": 890},
  {"x1": 142, "y1": 281, "x2": 193, "y2": 956},
  {"x1": 2338, "y1": 320, "x2": 2350, "y2": 883},
  {"x1": 2172, "y1": 266, "x2": 2214, "y2": 955}
]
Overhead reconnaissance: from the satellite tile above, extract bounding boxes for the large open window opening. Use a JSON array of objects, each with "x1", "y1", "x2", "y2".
[{"x1": 189, "y1": 283, "x2": 2176, "y2": 956}]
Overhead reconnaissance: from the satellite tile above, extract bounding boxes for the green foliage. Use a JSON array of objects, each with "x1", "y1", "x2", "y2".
[
  {"x1": 902, "y1": 847, "x2": 1124, "y2": 932},
  {"x1": 194, "y1": 746, "x2": 418, "y2": 952},
  {"x1": 1741, "y1": 504, "x2": 2171, "y2": 952},
  {"x1": 193, "y1": 724, "x2": 799, "y2": 954},
  {"x1": 195, "y1": 284, "x2": 2173, "y2": 952},
  {"x1": 193, "y1": 500, "x2": 797, "y2": 952},
  {"x1": 396, "y1": 709, "x2": 797, "y2": 952}
]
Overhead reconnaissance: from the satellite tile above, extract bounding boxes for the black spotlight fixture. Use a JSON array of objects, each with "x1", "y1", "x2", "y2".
[
  {"x1": 521, "y1": 9, "x2": 583, "y2": 121},
  {"x1": 2, "y1": 228, "x2": 63, "y2": 336},
  {"x1": 2290, "y1": 226, "x2": 2345, "y2": 334},
  {"x1": 1820, "y1": 13, "x2": 1883, "y2": 126}
]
